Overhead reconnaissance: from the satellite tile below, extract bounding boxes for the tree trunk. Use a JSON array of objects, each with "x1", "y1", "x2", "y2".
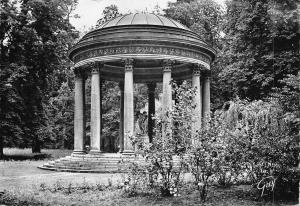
[
  {"x1": 0, "y1": 135, "x2": 4, "y2": 159},
  {"x1": 32, "y1": 138, "x2": 41, "y2": 153}
]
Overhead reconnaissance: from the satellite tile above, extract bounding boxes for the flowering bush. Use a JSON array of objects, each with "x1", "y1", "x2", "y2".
[
  {"x1": 186, "y1": 113, "x2": 236, "y2": 201},
  {"x1": 126, "y1": 81, "x2": 196, "y2": 196}
]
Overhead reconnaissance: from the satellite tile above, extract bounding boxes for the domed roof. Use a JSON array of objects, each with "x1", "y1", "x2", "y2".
[{"x1": 98, "y1": 13, "x2": 191, "y2": 31}]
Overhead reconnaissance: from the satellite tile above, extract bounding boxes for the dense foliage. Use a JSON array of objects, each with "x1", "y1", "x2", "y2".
[
  {"x1": 95, "y1": 4, "x2": 120, "y2": 28},
  {"x1": 125, "y1": 82, "x2": 298, "y2": 201},
  {"x1": 218, "y1": 0, "x2": 299, "y2": 101},
  {"x1": 0, "y1": 0, "x2": 79, "y2": 156}
]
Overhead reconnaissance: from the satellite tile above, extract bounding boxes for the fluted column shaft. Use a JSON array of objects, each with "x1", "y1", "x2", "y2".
[
  {"x1": 100, "y1": 79, "x2": 104, "y2": 151},
  {"x1": 119, "y1": 82, "x2": 124, "y2": 152},
  {"x1": 90, "y1": 63, "x2": 102, "y2": 153},
  {"x1": 123, "y1": 59, "x2": 134, "y2": 154},
  {"x1": 162, "y1": 60, "x2": 173, "y2": 112},
  {"x1": 162, "y1": 60, "x2": 173, "y2": 140},
  {"x1": 192, "y1": 66, "x2": 202, "y2": 135},
  {"x1": 73, "y1": 67, "x2": 86, "y2": 154},
  {"x1": 203, "y1": 72, "x2": 211, "y2": 120}
]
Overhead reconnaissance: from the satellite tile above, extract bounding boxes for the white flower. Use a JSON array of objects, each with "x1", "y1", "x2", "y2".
[{"x1": 198, "y1": 182, "x2": 204, "y2": 187}]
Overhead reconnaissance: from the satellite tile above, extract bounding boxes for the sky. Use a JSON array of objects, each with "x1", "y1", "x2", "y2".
[{"x1": 70, "y1": 0, "x2": 225, "y2": 32}]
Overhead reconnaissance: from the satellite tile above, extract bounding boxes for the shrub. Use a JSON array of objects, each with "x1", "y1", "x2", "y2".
[
  {"x1": 221, "y1": 99, "x2": 299, "y2": 200},
  {"x1": 186, "y1": 112, "x2": 240, "y2": 201},
  {"x1": 126, "y1": 81, "x2": 195, "y2": 197},
  {"x1": 126, "y1": 82, "x2": 298, "y2": 202}
]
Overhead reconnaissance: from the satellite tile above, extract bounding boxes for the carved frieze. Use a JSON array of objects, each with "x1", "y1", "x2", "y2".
[{"x1": 73, "y1": 46, "x2": 211, "y2": 64}]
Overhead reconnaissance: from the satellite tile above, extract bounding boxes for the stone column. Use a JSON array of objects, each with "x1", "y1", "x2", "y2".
[
  {"x1": 162, "y1": 59, "x2": 173, "y2": 112},
  {"x1": 73, "y1": 67, "x2": 87, "y2": 154},
  {"x1": 202, "y1": 71, "x2": 211, "y2": 120},
  {"x1": 100, "y1": 78, "x2": 104, "y2": 151},
  {"x1": 119, "y1": 82, "x2": 124, "y2": 152},
  {"x1": 123, "y1": 58, "x2": 134, "y2": 154},
  {"x1": 192, "y1": 65, "x2": 202, "y2": 136},
  {"x1": 147, "y1": 82, "x2": 156, "y2": 143},
  {"x1": 90, "y1": 63, "x2": 102, "y2": 154},
  {"x1": 162, "y1": 59, "x2": 173, "y2": 140}
]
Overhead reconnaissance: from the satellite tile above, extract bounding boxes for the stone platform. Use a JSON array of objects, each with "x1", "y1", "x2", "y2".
[{"x1": 38, "y1": 153, "x2": 136, "y2": 173}]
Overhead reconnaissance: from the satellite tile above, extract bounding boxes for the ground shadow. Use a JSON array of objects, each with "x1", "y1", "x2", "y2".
[{"x1": 1, "y1": 153, "x2": 52, "y2": 161}]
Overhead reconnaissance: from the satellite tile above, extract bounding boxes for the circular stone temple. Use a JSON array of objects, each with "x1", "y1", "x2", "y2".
[{"x1": 39, "y1": 13, "x2": 216, "y2": 172}]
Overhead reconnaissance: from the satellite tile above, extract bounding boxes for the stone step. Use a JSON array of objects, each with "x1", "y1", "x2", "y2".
[
  {"x1": 39, "y1": 153, "x2": 138, "y2": 173},
  {"x1": 53, "y1": 162, "x2": 123, "y2": 167},
  {"x1": 58, "y1": 159, "x2": 114, "y2": 163}
]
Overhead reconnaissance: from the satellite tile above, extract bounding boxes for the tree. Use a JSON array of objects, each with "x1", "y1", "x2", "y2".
[
  {"x1": 219, "y1": 0, "x2": 299, "y2": 101},
  {"x1": 96, "y1": 4, "x2": 120, "y2": 28},
  {"x1": 0, "y1": 0, "x2": 79, "y2": 155},
  {"x1": 0, "y1": 0, "x2": 24, "y2": 157},
  {"x1": 165, "y1": 0, "x2": 224, "y2": 47},
  {"x1": 101, "y1": 81, "x2": 120, "y2": 152},
  {"x1": 43, "y1": 72, "x2": 75, "y2": 149},
  {"x1": 165, "y1": 0, "x2": 225, "y2": 110}
]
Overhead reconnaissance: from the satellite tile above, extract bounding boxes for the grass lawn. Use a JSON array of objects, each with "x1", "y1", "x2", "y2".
[
  {"x1": 0, "y1": 148, "x2": 297, "y2": 206},
  {"x1": 0, "y1": 182, "x2": 296, "y2": 206},
  {"x1": 0, "y1": 148, "x2": 122, "y2": 191},
  {"x1": 2, "y1": 148, "x2": 72, "y2": 160}
]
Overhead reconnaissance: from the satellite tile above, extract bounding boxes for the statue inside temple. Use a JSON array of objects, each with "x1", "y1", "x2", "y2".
[{"x1": 135, "y1": 111, "x2": 148, "y2": 136}]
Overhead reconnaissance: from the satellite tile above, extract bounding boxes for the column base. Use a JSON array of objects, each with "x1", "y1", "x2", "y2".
[
  {"x1": 72, "y1": 150, "x2": 86, "y2": 156},
  {"x1": 122, "y1": 150, "x2": 134, "y2": 156},
  {"x1": 89, "y1": 150, "x2": 104, "y2": 154}
]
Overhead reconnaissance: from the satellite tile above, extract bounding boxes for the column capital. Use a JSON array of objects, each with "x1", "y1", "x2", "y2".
[
  {"x1": 123, "y1": 58, "x2": 134, "y2": 71},
  {"x1": 74, "y1": 66, "x2": 88, "y2": 79},
  {"x1": 162, "y1": 59, "x2": 175, "y2": 72},
  {"x1": 87, "y1": 61, "x2": 103, "y2": 74},
  {"x1": 199, "y1": 64, "x2": 207, "y2": 71},
  {"x1": 203, "y1": 70, "x2": 211, "y2": 79},
  {"x1": 192, "y1": 64, "x2": 201, "y2": 76}
]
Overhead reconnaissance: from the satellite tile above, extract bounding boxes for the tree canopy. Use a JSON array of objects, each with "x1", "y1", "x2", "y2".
[
  {"x1": 0, "y1": 0, "x2": 79, "y2": 155},
  {"x1": 219, "y1": 0, "x2": 299, "y2": 101}
]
